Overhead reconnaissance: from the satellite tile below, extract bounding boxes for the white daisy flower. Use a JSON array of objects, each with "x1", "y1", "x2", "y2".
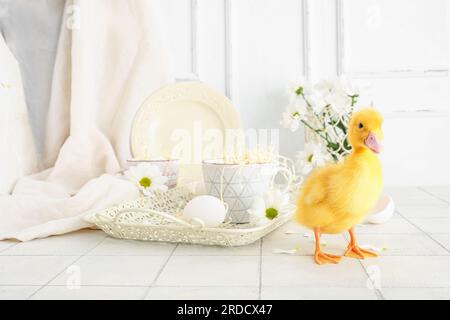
[
  {"x1": 281, "y1": 97, "x2": 308, "y2": 132},
  {"x1": 248, "y1": 189, "x2": 290, "y2": 221},
  {"x1": 296, "y1": 150, "x2": 314, "y2": 176},
  {"x1": 286, "y1": 78, "x2": 311, "y2": 97},
  {"x1": 338, "y1": 76, "x2": 371, "y2": 97},
  {"x1": 124, "y1": 163, "x2": 168, "y2": 196},
  {"x1": 281, "y1": 111, "x2": 300, "y2": 132},
  {"x1": 303, "y1": 90, "x2": 326, "y2": 115},
  {"x1": 324, "y1": 90, "x2": 352, "y2": 114},
  {"x1": 310, "y1": 78, "x2": 352, "y2": 115},
  {"x1": 314, "y1": 79, "x2": 336, "y2": 95},
  {"x1": 295, "y1": 142, "x2": 331, "y2": 176}
]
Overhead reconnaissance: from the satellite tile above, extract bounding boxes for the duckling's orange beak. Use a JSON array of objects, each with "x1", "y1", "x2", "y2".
[{"x1": 365, "y1": 132, "x2": 382, "y2": 154}]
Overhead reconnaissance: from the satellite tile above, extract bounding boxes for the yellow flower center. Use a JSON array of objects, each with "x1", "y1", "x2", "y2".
[
  {"x1": 265, "y1": 207, "x2": 278, "y2": 220},
  {"x1": 139, "y1": 176, "x2": 152, "y2": 188}
]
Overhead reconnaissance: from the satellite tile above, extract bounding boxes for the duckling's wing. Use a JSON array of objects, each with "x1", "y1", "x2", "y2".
[{"x1": 300, "y1": 167, "x2": 332, "y2": 206}]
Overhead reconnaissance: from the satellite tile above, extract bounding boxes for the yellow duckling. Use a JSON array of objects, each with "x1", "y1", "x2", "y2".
[{"x1": 295, "y1": 108, "x2": 384, "y2": 265}]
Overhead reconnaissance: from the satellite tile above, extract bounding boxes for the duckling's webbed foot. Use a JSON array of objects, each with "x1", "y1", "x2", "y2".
[
  {"x1": 344, "y1": 226, "x2": 378, "y2": 259},
  {"x1": 314, "y1": 250, "x2": 342, "y2": 265},
  {"x1": 313, "y1": 227, "x2": 342, "y2": 265},
  {"x1": 344, "y1": 245, "x2": 377, "y2": 259}
]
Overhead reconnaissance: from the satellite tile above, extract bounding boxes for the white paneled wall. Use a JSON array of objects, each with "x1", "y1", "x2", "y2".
[
  {"x1": 232, "y1": 0, "x2": 306, "y2": 155},
  {"x1": 154, "y1": 0, "x2": 450, "y2": 186},
  {"x1": 340, "y1": 0, "x2": 448, "y2": 76}
]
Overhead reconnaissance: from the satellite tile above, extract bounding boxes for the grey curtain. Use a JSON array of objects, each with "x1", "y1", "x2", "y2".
[{"x1": 0, "y1": 0, "x2": 64, "y2": 156}]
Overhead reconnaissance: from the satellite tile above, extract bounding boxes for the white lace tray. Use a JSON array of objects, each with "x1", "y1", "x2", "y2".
[{"x1": 85, "y1": 187, "x2": 292, "y2": 247}]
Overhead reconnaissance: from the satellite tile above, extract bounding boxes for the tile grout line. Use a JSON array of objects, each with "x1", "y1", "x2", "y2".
[
  {"x1": 258, "y1": 239, "x2": 263, "y2": 300},
  {"x1": 7, "y1": 283, "x2": 450, "y2": 289},
  {"x1": 356, "y1": 259, "x2": 385, "y2": 300},
  {"x1": 341, "y1": 234, "x2": 385, "y2": 300},
  {"x1": 417, "y1": 187, "x2": 450, "y2": 205},
  {"x1": 426, "y1": 234, "x2": 450, "y2": 255},
  {"x1": 396, "y1": 211, "x2": 450, "y2": 254},
  {"x1": 2, "y1": 284, "x2": 260, "y2": 288},
  {"x1": 141, "y1": 244, "x2": 179, "y2": 300},
  {"x1": 0, "y1": 254, "x2": 261, "y2": 257},
  {"x1": 27, "y1": 236, "x2": 109, "y2": 300},
  {"x1": 5, "y1": 252, "x2": 450, "y2": 257}
]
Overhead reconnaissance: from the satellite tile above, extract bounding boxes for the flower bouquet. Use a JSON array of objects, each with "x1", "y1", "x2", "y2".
[{"x1": 281, "y1": 78, "x2": 369, "y2": 175}]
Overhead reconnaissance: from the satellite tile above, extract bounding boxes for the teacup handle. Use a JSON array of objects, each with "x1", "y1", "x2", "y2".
[{"x1": 271, "y1": 166, "x2": 293, "y2": 194}]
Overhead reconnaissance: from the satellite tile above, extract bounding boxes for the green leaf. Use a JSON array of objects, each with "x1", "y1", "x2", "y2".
[
  {"x1": 336, "y1": 120, "x2": 348, "y2": 134},
  {"x1": 350, "y1": 94, "x2": 359, "y2": 106},
  {"x1": 343, "y1": 138, "x2": 352, "y2": 151},
  {"x1": 327, "y1": 142, "x2": 339, "y2": 151}
]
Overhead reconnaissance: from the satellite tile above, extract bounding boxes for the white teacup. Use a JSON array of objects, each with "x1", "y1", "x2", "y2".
[{"x1": 202, "y1": 159, "x2": 292, "y2": 223}]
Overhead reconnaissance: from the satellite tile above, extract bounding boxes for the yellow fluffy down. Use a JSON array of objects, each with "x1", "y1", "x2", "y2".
[{"x1": 295, "y1": 108, "x2": 384, "y2": 234}]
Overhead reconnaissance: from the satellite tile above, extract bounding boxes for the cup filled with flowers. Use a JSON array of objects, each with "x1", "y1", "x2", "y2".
[{"x1": 202, "y1": 147, "x2": 294, "y2": 224}]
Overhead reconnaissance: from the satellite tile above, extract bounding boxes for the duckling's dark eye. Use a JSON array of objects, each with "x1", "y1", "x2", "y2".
[{"x1": 358, "y1": 123, "x2": 364, "y2": 129}]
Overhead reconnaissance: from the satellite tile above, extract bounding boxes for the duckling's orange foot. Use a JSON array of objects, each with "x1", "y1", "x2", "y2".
[
  {"x1": 314, "y1": 251, "x2": 342, "y2": 265},
  {"x1": 344, "y1": 245, "x2": 378, "y2": 259}
]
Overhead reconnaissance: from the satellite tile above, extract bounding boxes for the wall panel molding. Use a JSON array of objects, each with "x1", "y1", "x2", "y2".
[
  {"x1": 176, "y1": 0, "x2": 200, "y2": 81},
  {"x1": 224, "y1": 0, "x2": 235, "y2": 99},
  {"x1": 301, "y1": 0, "x2": 311, "y2": 80},
  {"x1": 190, "y1": 0, "x2": 199, "y2": 78},
  {"x1": 224, "y1": 0, "x2": 311, "y2": 101},
  {"x1": 336, "y1": 0, "x2": 449, "y2": 79}
]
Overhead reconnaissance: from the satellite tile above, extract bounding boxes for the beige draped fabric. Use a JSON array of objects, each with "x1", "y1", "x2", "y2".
[{"x1": 0, "y1": 0, "x2": 172, "y2": 241}]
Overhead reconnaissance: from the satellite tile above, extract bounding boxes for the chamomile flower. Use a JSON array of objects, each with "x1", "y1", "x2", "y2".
[
  {"x1": 286, "y1": 78, "x2": 311, "y2": 98},
  {"x1": 248, "y1": 189, "x2": 290, "y2": 221},
  {"x1": 281, "y1": 110, "x2": 300, "y2": 132},
  {"x1": 295, "y1": 143, "x2": 331, "y2": 176},
  {"x1": 124, "y1": 163, "x2": 168, "y2": 196},
  {"x1": 281, "y1": 98, "x2": 308, "y2": 132},
  {"x1": 303, "y1": 90, "x2": 326, "y2": 115},
  {"x1": 338, "y1": 76, "x2": 371, "y2": 97},
  {"x1": 325, "y1": 90, "x2": 352, "y2": 115}
]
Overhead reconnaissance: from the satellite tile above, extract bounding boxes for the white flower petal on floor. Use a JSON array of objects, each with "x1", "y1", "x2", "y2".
[
  {"x1": 284, "y1": 230, "x2": 300, "y2": 235},
  {"x1": 360, "y1": 244, "x2": 387, "y2": 253},
  {"x1": 273, "y1": 248, "x2": 298, "y2": 255}
]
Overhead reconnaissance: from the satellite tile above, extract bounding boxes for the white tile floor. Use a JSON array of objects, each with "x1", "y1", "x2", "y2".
[{"x1": 0, "y1": 186, "x2": 449, "y2": 300}]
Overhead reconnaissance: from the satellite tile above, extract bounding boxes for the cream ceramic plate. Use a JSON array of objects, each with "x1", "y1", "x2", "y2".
[{"x1": 131, "y1": 82, "x2": 242, "y2": 186}]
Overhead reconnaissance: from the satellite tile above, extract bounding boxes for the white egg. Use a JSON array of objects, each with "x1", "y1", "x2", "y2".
[
  {"x1": 365, "y1": 195, "x2": 395, "y2": 224},
  {"x1": 182, "y1": 195, "x2": 227, "y2": 227}
]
